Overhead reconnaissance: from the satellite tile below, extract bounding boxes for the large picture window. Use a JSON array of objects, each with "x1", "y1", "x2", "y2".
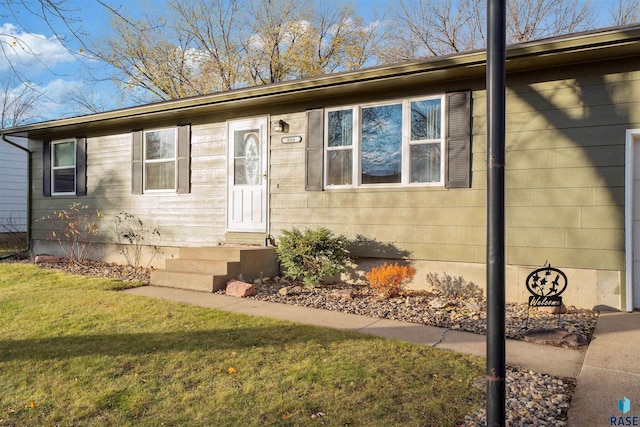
[
  {"x1": 324, "y1": 96, "x2": 444, "y2": 187},
  {"x1": 51, "y1": 139, "x2": 76, "y2": 195},
  {"x1": 362, "y1": 103, "x2": 402, "y2": 184},
  {"x1": 144, "y1": 128, "x2": 177, "y2": 191}
]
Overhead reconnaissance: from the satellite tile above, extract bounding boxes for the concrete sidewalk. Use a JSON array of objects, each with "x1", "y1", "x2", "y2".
[
  {"x1": 567, "y1": 312, "x2": 640, "y2": 427},
  {"x1": 123, "y1": 285, "x2": 584, "y2": 379}
]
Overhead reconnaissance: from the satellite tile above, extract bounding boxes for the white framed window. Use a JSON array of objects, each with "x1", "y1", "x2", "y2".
[
  {"x1": 324, "y1": 95, "x2": 444, "y2": 188},
  {"x1": 326, "y1": 108, "x2": 355, "y2": 186},
  {"x1": 143, "y1": 128, "x2": 177, "y2": 192},
  {"x1": 51, "y1": 139, "x2": 76, "y2": 195}
]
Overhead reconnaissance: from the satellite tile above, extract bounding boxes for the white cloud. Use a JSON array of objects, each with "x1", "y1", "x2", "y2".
[
  {"x1": 0, "y1": 23, "x2": 77, "y2": 73},
  {"x1": 0, "y1": 78, "x2": 86, "y2": 124},
  {"x1": 33, "y1": 78, "x2": 85, "y2": 118}
]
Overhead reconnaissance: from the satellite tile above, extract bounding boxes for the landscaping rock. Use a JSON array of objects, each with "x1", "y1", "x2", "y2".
[
  {"x1": 330, "y1": 289, "x2": 354, "y2": 300},
  {"x1": 278, "y1": 287, "x2": 289, "y2": 296},
  {"x1": 226, "y1": 280, "x2": 256, "y2": 298},
  {"x1": 465, "y1": 300, "x2": 482, "y2": 312},
  {"x1": 429, "y1": 298, "x2": 447, "y2": 309},
  {"x1": 405, "y1": 296, "x2": 419, "y2": 305},
  {"x1": 34, "y1": 255, "x2": 64, "y2": 264},
  {"x1": 523, "y1": 328, "x2": 588, "y2": 348},
  {"x1": 536, "y1": 303, "x2": 568, "y2": 314}
]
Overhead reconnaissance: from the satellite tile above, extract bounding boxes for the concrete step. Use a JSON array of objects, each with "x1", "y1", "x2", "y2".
[
  {"x1": 150, "y1": 270, "x2": 229, "y2": 292},
  {"x1": 152, "y1": 246, "x2": 279, "y2": 293},
  {"x1": 235, "y1": 247, "x2": 278, "y2": 280},
  {"x1": 224, "y1": 232, "x2": 267, "y2": 245},
  {"x1": 178, "y1": 246, "x2": 243, "y2": 261},
  {"x1": 164, "y1": 259, "x2": 241, "y2": 276}
]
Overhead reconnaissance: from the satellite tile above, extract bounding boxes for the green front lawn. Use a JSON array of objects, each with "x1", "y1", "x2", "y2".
[{"x1": 0, "y1": 263, "x2": 483, "y2": 426}]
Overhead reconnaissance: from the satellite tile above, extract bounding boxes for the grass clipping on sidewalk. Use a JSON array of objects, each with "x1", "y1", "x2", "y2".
[{"x1": 0, "y1": 263, "x2": 483, "y2": 426}]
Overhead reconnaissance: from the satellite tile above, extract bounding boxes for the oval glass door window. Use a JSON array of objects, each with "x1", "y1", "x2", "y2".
[{"x1": 244, "y1": 134, "x2": 260, "y2": 185}]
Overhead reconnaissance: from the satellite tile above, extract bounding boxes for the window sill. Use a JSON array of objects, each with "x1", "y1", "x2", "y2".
[
  {"x1": 142, "y1": 189, "x2": 178, "y2": 194},
  {"x1": 323, "y1": 183, "x2": 447, "y2": 192}
]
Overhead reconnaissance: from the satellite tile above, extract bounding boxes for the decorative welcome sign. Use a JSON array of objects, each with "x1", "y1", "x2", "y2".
[{"x1": 525, "y1": 264, "x2": 568, "y2": 307}]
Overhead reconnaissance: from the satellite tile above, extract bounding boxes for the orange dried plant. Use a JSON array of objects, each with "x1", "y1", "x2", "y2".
[{"x1": 365, "y1": 263, "x2": 416, "y2": 298}]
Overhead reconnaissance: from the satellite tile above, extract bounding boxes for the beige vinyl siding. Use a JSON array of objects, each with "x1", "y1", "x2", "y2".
[{"x1": 30, "y1": 123, "x2": 228, "y2": 248}]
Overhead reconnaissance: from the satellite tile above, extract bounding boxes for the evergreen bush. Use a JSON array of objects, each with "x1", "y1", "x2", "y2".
[{"x1": 276, "y1": 227, "x2": 351, "y2": 287}]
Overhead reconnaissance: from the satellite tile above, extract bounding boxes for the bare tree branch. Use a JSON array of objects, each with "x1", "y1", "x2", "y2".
[
  {"x1": 90, "y1": 0, "x2": 384, "y2": 100},
  {"x1": 385, "y1": 0, "x2": 595, "y2": 62},
  {"x1": 609, "y1": 0, "x2": 640, "y2": 26},
  {"x1": 0, "y1": 75, "x2": 43, "y2": 128}
]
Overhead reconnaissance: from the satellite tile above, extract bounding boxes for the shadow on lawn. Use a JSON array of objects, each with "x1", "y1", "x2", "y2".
[{"x1": 0, "y1": 325, "x2": 371, "y2": 362}]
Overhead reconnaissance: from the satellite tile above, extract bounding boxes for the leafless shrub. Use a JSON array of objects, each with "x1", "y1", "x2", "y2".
[
  {"x1": 426, "y1": 272, "x2": 483, "y2": 298},
  {"x1": 114, "y1": 212, "x2": 161, "y2": 268},
  {"x1": 38, "y1": 202, "x2": 102, "y2": 265}
]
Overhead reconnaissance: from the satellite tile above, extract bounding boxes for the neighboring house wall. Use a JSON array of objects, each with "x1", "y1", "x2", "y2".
[
  {"x1": 0, "y1": 137, "x2": 28, "y2": 234},
  {"x1": 27, "y1": 56, "x2": 639, "y2": 310}
]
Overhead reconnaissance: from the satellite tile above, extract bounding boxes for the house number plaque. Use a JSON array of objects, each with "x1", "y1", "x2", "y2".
[
  {"x1": 525, "y1": 264, "x2": 567, "y2": 307},
  {"x1": 281, "y1": 136, "x2": 302, "y2": 144}
]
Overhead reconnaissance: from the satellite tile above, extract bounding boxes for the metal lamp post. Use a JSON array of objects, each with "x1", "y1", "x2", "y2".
[{"x1": 486, "y1": 0, "x2": 507, "y2": 425}]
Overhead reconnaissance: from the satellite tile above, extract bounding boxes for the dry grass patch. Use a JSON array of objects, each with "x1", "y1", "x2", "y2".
[{"x1": 0, "y1": 263, "x2": 483, "y2": 426}]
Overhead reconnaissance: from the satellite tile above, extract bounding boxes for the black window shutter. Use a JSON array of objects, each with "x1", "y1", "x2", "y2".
[
  {"x1": 445, "y1": 91, "x2": 472, "y2": 189},
  {"x1": 43, "y1": 140, "x2": 51, "y2": 197},
  {"x1": 306, "y1": 109, "x2": 324, "y2": 191},
  {"x1": 177, "y1": 124, "x2": 191, "y2": 194},
  {"x1": 76, "y1": 137, "x2": 87, "y2": 196},
  {"x1": 132, "y1": 130, "x2": 143, "y2": 195}
]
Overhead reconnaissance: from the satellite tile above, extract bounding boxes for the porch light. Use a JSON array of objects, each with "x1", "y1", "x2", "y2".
[{"x1": 272, "y1": 119, "x2": 288, "y2": 133}]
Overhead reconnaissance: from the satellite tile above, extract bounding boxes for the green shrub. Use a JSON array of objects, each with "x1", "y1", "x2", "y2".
[{"x1": 276, "y1": 227, "x2": 351, "y2": 287}]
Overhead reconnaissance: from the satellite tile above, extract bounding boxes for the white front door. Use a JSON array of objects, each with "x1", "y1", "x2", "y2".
[{"x1": 227, "y1": 117, "x2": 268, "y2": 232}]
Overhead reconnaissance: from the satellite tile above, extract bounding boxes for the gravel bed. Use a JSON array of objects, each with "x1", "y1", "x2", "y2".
[
  {"x1": 19, "y1": 260, "x2": 587, "y2": 426},
  {"x1": 463, "y1": 369, "x2": 575, "y2": 427},
  {"x1": 248, "y1": 279, "x2": 598, "y2": 343},
  {"x1": 9, "y1": 258, "x2": 152, "y2": 284}
]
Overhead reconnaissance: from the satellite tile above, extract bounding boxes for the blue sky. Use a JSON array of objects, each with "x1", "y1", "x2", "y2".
[
  {"x1": 0, "y1": 0, "x2": 135, "y2": 123},
  {"x1": 0, "y1": 0, "x2": 626, "y2": 125}
]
